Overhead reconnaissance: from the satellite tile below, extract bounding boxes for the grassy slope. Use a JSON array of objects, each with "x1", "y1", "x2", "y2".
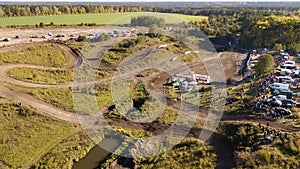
[
  {"x1": 8, "y1": 68, "x2": 74, "y2": 84},
  {"x1": 34, "y1": 131, "x2": 95, "y2": 169},
  {"x1": 0, "y1": 12, "x2": 206, "y2": 26},
  {"x1": 0, "y1": 45, "x2": 72, "y2": 67},
  {"x1": 139, "y1": 138, "x2": 216, "y2": 169},
  {"x1": 0, "y1": 102, "x2": 74, "y2": 169},
  {"x1": 9, "y1": 85, "x2": 74, "y2": 112},
  {"x1": 9, "y1": 83, "x2": 113, "y2": 113},
  {"x1": 7, "y1": 67, "x2": 113, "y2": 85},
  {"x1": 218, "y1": 122, "x2": 300, "y2": 168}
]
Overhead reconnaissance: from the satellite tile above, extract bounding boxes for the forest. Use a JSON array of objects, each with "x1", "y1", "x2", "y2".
[{"x1": 191, "y1": 9, "x2": 300, "y2": 53}]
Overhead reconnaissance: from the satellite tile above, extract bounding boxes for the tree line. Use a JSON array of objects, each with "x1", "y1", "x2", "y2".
[
  {"x1": 0, "y1": 5, "x2": 143, "y2": 17},
  {"x1": 1, "y1": 5, "x2": 299, "y2": 18}
]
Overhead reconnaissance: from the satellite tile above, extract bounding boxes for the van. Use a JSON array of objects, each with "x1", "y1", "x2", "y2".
[{"x1": 269, "y1": 83, "x2": 289, "y2": 90}]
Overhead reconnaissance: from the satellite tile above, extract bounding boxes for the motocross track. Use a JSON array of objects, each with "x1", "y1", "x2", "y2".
[{"x1": 0, "y1": 41, "x2": 299, "y2": 169}]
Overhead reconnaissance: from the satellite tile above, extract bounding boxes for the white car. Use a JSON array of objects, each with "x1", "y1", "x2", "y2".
[
  {"x1": 272, "y1": 95, "x2": 287, "y2": 101},
  {"x1": 279, "y1": 76, "x2": 294, "y2": 83}
]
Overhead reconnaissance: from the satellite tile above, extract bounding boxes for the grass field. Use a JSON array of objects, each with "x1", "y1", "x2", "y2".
[
  {"x1": 8, "y1": 68, "x2": 73, "y2": 84},
  {"x1": 0, "y1": 102, "x2": 74, "y2": 169},
  {"x1": 35, "y1": 130, "x2": 95, "y2": 169},
  {"x1": 218, "y1": 122, "x2": 300, "y2": 168},
  {"x1": 7, "y1": 67, "x2": 113, "y2": 85},
  {"x1": 9, "y1": 82, "x2": 113, "y2": 113},
  {"x1": 139, "y1": 138, "x2": 216, "y2": 169},
  {"x1": 103, "y1": 34, "x2": 198, "y2": 65},
  {"x1": 0, "y1": 12, "x2": 206, "y2": 26},
  {"x1": 0, "y1": 45, "x2": 72, "y2": 67},
  {"x1": 9, "y1": 85, "x2": 74, "y2": 112}
]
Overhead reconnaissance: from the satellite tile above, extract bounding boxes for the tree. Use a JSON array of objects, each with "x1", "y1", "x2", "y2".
[
  {"x1": 202, "y1": 18, "x2": 209, "y2": 25},
  {"x1": 77, "y1": 35, "x2": 87, "y2": 42},
  {"x1": 149, "y1": 24, "x2": 160, "y2": 37},
  {"x1": 288, "y1": 43, "x2": 300, "y2": 55},
  {"x1": 0, "y1": 8, "x2": 4, "y2": 17},
  {"x1": 39, "y1": 22, "x2": 45, "y2": 27},
  {"x1": 273, "y1": 43, "x2": 285, "y2": 51},
  {"x1": 131, "y1": 16, "x2": 166, "y2": 27},
  {"x1": 254, "y1": 54, "x2": 274, "y2": 77}
]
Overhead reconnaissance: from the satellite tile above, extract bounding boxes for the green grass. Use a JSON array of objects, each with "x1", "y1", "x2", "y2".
[
  {"x1": 34, "y1": 130, "x2": 95, "y2": 169},
  {"x1": 102, "y1": 34, "x2": 199, "y2": 66},
  {"x1": 154, "y1": 107, "x2": 179, "y2": 124},
  {"x1": 9, "y1": 82, "x2": 113, "y2": 113},
  {"x1": 8, "y1": 68, "x2": 74, "y2": 84},
  {"x1": 139, "y1": 138, "x2": 216, "y2": 169},
  {"x1": 0, "y1": 12, "x2": 206, "y2": 26},
  {"x1": 0, "y1": 102, "x2": 74, "y2": 169},
  {"x1": 7, "y1": 67, "x2": 112, "y2": 85},
  {"x1": 9, "y1": 85, "x2": 74, "y2": 112},
  {"x1": 112, "y1": 126, "x2": 152, "y2": 138},
  {"x1": 218, "y1": 122, "x2": 300, "y2": 168},
  {"x1": 0, "y1": 45, "x2": 72, "y2": 67}
]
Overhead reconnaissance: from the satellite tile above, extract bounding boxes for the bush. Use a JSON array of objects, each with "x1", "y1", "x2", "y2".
[
  {"x1": 39, "y1": 22, "x2": 44, "y2": 28},
  {"x1": 254, "y1": 150, "x2": 271, "y2": 165},
  {"x1": 130, "y1": 16, "x2": 166, "y2": 27},
  {"x1": 227, "y1": 77, "x2": 232, "y2": 85},
  {"x1": 77, "y1": 35, "x2": 87, "y2": 42}
]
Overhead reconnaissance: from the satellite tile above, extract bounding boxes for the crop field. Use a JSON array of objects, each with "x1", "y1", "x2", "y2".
[{"x1": 0, "y1": 12, "x2": 206, "y2": 26}]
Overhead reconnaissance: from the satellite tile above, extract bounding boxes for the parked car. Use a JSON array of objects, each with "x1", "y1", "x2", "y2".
[
  {"x1": 272, "y1": 95, "x2": 287, "y2": 101},
  {"x1": 273, "y1": 89, "x2": 293, "y2": 99},
  {"x1": 269, "y1": 83, "x2": 289, "y2": 90},
  {"x1": 279, "y1": 76, "x2": 294, "y2": 83},
  {"x1": 281, "y1": 99, "x2": 298, "y2": 107},
  {"x1": 291, "y1": 71, "x2": 300, "y2": 78},
  {"x1": 266, "y1": 99, "x2": 282, "y2": 107},
  {"x1": 2, "y1": 38, "x2": 11, "y2": 42},
  {"x1": 226, "y1": 98, "x2": 238, "y2": 105},
  {"x1": 281, "y1": 64, "x2": 296, "y2": 69},
  {"x1": 275, "y1": 107, "x2": 292, "y2": 115},
  {"x1": 31, "y1": 34, "x2": 39, "y2": 38},
  {"x1": 285, "y1": 60, "x2": 295, "y2": 66}
]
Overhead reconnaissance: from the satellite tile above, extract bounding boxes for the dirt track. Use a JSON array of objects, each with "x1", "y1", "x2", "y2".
[
  {"x1": 0, "y1": 42, "x2": 80, "y2": 124},
  {"x1": 0, "y1": 40, "x2": 299, "y2": 169}
]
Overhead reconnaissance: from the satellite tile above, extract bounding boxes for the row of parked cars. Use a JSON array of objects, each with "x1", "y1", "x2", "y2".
[{"x1": 266, "y1": 52, "x2": 300, "y2": 115}]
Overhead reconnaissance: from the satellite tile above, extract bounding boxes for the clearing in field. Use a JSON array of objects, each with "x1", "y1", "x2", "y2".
[{"x1": 0, "y1": 12, "x2": 206, "y2": 26}]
